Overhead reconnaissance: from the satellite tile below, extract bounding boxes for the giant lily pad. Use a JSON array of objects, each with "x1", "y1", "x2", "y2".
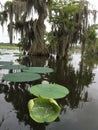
[
  {"x1": 3, "y1": 72, "x2": 41, "y2": 82},
  {"x1": 28, "y1": 97, "x2": 61, "y2": 123},
  {"x1": 23, "y1": 67, "x2": 53, "y2": 74},
  {"x1": 0, "y1": 61, "x2": 13, "y2": 66},
  {"x1": 29, "y1": 84, "x2": 69, "y2": 99},
  {"x1": 0, "y1": 64, "x2": 27, "y2": 70}
]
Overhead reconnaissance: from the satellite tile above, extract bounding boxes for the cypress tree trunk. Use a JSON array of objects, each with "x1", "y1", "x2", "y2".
[
  {"x1": 9, "y1": 13, "x2": 13, "y2": 45},
  {"x1": 28, "y1": 2, "x2": 49, "y2": 56}
]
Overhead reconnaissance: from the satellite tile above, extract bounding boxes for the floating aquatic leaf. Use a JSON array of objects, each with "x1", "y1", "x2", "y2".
[
  {"x1": 0, "y1": 61, "x2": 13, "y2": 65},
  {"x1": 28, "y1": 97, "x2": 61, "y2": 123},
  {"x1": 23, "y1": 67, "x2": 53, "y2": 74},
  {"x1": 29, "y1": 84, "x2": 69, "y2": 99},
  {"x1": 3, "y1": 72, "x2": 41, "y2": 82},
  {"x1": 0, "y1": 64, "x2": 27, "y2": 70}
]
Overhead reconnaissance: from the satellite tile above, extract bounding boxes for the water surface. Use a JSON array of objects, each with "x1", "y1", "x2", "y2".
[{"x1": 0, "y1": 49, "x2": 98, "y2": 130}]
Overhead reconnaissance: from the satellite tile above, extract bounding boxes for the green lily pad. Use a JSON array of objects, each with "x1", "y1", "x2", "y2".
[
  {"x1": 3, "y1": 72, "x2": 41, "y2": 82},
  {"x1": 28, "y1": 97, "x2": 61, "y2": 123},
  {"x1": 0, "y1": 61, "x2": 13, "y2": 65},
  {"x1": 23, "y1": 67, "x2": 53, "y2": 74},
  {"x1": 0, "y1": 64, "x2": 27, "y2": 70},
  {"x1": 29, "y1": 84, "x2": 69, "y2": 99}
]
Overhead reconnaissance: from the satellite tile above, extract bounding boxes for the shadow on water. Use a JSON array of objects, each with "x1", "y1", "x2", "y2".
[{"x1": 0, "y1": 53, "x2": 96, "y2": 130}]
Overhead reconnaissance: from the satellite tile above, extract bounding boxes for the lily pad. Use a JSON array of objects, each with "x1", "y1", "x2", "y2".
[
  {"x1": 3, "y1": 72, "x2": 41, "y2": 82},
  {"x1": 0, "y1": 61, "x2": 13, "y2": 66},
  {"x1": 0, "y1": 64, "x2": 27, "y2": 70},
  {"x1": 23, "y1": 67, "x2": 53, "y2": 74},
  {"x1": 29, "y1": 84, "x2": 69, "y2": 99},
  {"x1": 28, "y1": 97, "x2": 61, "y2": 123}
]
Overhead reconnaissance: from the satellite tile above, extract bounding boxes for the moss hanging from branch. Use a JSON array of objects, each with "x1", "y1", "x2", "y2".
[
  {"x1": 0, "y1": 10, "x2": 8, "y2": 26},
  {"x1": 13, "y1": 0, "x2": 50, "y2": 56}
]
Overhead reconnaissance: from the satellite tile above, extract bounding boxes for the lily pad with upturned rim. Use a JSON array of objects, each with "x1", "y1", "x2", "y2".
[
  {"x1": 0, "y1": 64, "x2": 28, "y2": 70},
  {"x1": 28, "y1": 97, "x2": 61, "y2": 123},
  {"x1": 3, "y1": 72, "x2": 41, "y2": 82},
  {"x1": 23, "y1": 67, "x2": 54, "y2": 74},
  {"x1": 29, "y1": 84, "x2": 69, "y2": 99}
]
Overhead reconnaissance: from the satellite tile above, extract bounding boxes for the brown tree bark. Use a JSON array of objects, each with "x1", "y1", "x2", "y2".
[{"x1": 28, "y1": 2, "x2": 49, "y2": 57}]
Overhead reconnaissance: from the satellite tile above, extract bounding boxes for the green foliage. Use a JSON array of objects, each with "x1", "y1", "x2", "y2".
[
  {"x1": 29, "y1": 84, "x2": 69, "y2": 99},
  {"x1": 86, "y1": 26, "x2": 97, "y2": 41},
  {"x1": 84, "y1": 53, "x2": 98, "y2": 68},
  {"x1": 47, "y1": 0, "x2": 91, "y2": 58},
  {"x1": 18, "y1": 37, "x2": 31, "y2": 51},
  {"x1": 49, "y1": 0, "x2": 81, "y2": 32},
  {"x1": 4, "y1": 1, "x2": 13, "y2": 11},
  {"x1": 85, "y1": 24, "x2": 98, "y2": 54},
  {"x1": 28, "y1": 97, "x2": 61, "y2": 123}
]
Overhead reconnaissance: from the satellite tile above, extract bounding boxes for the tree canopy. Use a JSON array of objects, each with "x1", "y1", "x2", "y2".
[{"x1": 0, "y1": 0, "x2": 98, "y2": 58}]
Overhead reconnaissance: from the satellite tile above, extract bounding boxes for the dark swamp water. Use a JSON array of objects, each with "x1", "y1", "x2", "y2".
[{"x1": 0, "y1": 49, "x2": 98, "y2": 130}]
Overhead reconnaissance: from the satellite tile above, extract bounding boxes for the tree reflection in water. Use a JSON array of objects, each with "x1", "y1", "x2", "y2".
[{"x1": 47, "y1": 57, "x2": 95, "y2": 109}]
